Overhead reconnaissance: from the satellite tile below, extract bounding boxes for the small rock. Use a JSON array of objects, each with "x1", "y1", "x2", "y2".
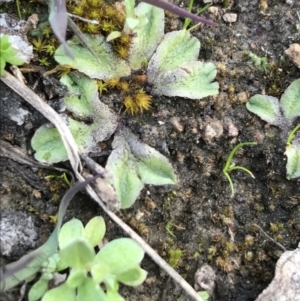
[
  {"x1": 208, "y1": 7, "x2": 219, "y2": 18},
  {"x1": 171, "y1": 117, "x2": 184, "y2": 132},
  {"x1": 0, "y1": 209, "x2": 38, "y2": 257},
  {"x1": 203, "y1": 117, "x2": 223, "y2": 143},
  {"x1": 285, "y1": 43, "x2": 300, "y2": 69},
  {"x1": 237, "y1": 91, "x2": 248, "y2": 103},
  {"x1": 194, "y1": 264, "x2": 216, "y2": 296},
  {"x1": 223, "y1": 13, "x2": 238, "y2": 23},
  {"x1": 227, "y1": 120, "x2": 239, "y2": 137},
  {"x1": 256, "y1": 244, "x2": 300, "y2": 301}
]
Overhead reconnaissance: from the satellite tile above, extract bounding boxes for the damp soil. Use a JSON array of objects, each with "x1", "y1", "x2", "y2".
[{"x1": 1, "y1": 1, "x2": 300, "y2": 301}]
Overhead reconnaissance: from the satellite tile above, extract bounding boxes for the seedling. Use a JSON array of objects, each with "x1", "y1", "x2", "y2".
[
  {"x1": 246, "y1": 78, "x2": 300, "y2": 179},
  {"x1": 223, "y1": 142, "x2": 257, "y2": 197},
  {"x1": 27, "y1": 217, "x2": 147, "y2": 301}
]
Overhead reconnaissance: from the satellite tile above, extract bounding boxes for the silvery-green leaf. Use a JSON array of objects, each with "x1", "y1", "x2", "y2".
[
  {"x1": 60, "y1": 73, "x2": 118, "y2": 142},
  {"x1": 285, "y1": 144, "x2": 300, "y2": 179},
  {"x1": 31, "y1": 118, "x2": 97, "y2": 163},
  {"x1": 280, "y1": 78, "x2": 300, "y2": 120},
  {"x1": 60, "y1": 74, "x2": 99, "y2": 119},
  {"x1": 84, "y1": 216, "x2": 106, "y2": 247},
  {"x1": 246, "y1": 94, "x2": 281, "y2": 125},
  {"x1": 54, "y1": 34, "x2": 130, "y2": 80},
  {"x1": 94, "y1": 238, "x2": 144, "y2": 274},
  {"x1": 59, "y1": 238, "x2": 95, "y2": 270},
  {"x1": 59, "y1": 219, "x2": 84, "y2": 250},
  {"x1": 106, "y1": 128, "x2": 176, "y2": 208},
  {"x1": 150, "y1": 61, "x2": 219, "y2": 98},
  {"x1": 147, "y1": 30, "x2": 200, "y2": 83},
  {"x1": 128, "y1": 3, "x2": 164, "y2": 70}
]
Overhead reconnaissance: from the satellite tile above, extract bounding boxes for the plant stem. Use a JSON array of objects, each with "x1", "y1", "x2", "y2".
[
  {"x1": 16, "y1": 0, "x2": 22, "y2": 19},
  {"x1": 183, "y1": 0, "x2": 194, "y2": 30},
  {"x1": 286, "y1": 124, "x2": 300, "y2": 145}
]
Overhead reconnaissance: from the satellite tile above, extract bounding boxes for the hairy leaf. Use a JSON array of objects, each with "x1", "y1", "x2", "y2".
[
  {"x1": 59, "y1": 238, "x2": 95, "y2": 270},
  {"x1": 42, "y1": 283, "x2": 75, "y2": 301},
  {"x1": 280, "y1": 78, "x2": 300, "y2": 120},
  {"x1": 246, "y1": 94, "x2": 281, "y2": 125},
  {"x1": 285, "y1": 143, "x2": 300, "y2": 179},
  {"x1": 28, "y1": 278, "x2": 48, "y2": 301},
  {"x1": 54, "y1": 34, "x2": 130, "y2": 80},
  {"x1": 77, "y1": 278, "x2": 107, "y2": 301},
  {"x1": 58, "y1": 219, "x2": 84, "y2": 249},
  {"x1": 106, "y1": 128, "x2": 176, "y2": 208},
  {"x1": 94, "y1": 238, "x2": 144, "y2": 274},
  {"x1": 117, "y1": 267, "x2": 147, "y2": 286},
  {"x1": 128, "y1": 3, "x2": 164, "y2": 70},
  {"x1": 84, "y1": 216, "x2": 106, "y2": 247}
]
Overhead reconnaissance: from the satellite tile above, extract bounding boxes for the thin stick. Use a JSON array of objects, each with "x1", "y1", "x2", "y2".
[{"x1": 253, "y1": 224, "x2": 286, "y2": 251}]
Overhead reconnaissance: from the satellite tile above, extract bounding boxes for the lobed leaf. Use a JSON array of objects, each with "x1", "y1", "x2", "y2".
[
  {"x1": 147, "y1": 30, "x2": 200, "y2": 84},
  {"x1": 246, "y1": 94, "x2": 281, "y2": 125},
  {"x1": 280, "y1": 78, "x2": 300, "y2": 120},
  {"x1": 128, "y1": 3, "x2": 164, "y2": 70},
  {"x1": 54, "y1": 34, "x2": 130, "y2": 80},
  {"x1": 150, "y1": 61, "x2": 219, "y2": 98},
  {"x1": 106, "y1": 128, "x2": 176, "y2": 208}
]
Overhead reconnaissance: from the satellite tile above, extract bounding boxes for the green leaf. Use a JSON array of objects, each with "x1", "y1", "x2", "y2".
[
  {"x1": 41, "y1": 283, "x2": 76, "y2": 301},
  {"x1": 246, "y1": 94, "x2": 281, "y2": 125},
  {"x1": 60, "y1": 74, "x2": 99, "y2": 118},
  {"x1": 151, "y1": 61, "x2": 219, "y2": 98},
  {"x1": 66, "y1": 269, "x2": 87, "y2": 288},
  {"x1": 285, "y1": 143, "x2": 300, "y2": 179},
  {"x1": 76, "y1": 278, "x2": 107, "y2": 301},
  {"x1": 198, "y1": 291, "x2": 210, "y2": 300},
  {"x1": 0, "y1": 35, "x2": 24, "y2": 76},
  {"x1": 91, "y1": 262, "x2": 110, "y2": 283},
  {"x1": 54, "y1": 34, "x2": 131, "y2": 80},
  {"x1": 28, "y1": 278, "x2": 49, "y2": 301},
  {"x1": 94, "y1": 238, "x2": 144, "y2": 274},
  {"x1": 59, "y1": 219, "x2": 84, "y2": 249},
  {"x1": 148, "y1": 30, "x2": 199, "y2": 80},
  {"x1": 31, "y1": 118, "x2": 97, "y2": 163},
  {"x1": 280, "y1": 78, "x2": 300, "y2": 120},
  {"x1": 106, "y1": 128, "x2": 176, "y2": 208},
  {"x1": 117, "y1": 267, "x2": 147, "y2": 286},
  {"x1": 84, "y1": 216, "x2": 106, "y2": 247},
  {"x1": 59, "y1": 238, "x2": 95, "y2": 270},
  {"x1": 147, "y1": 30, "x2": 218, "y2": 99},
  {"x1": 128, "y1": 3, "x2": 164, "y2": 70}
]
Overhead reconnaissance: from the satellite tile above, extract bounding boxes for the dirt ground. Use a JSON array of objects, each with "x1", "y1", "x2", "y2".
[{"x1": 1, "y1": 0, "x2": 300, "y2": 301}]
